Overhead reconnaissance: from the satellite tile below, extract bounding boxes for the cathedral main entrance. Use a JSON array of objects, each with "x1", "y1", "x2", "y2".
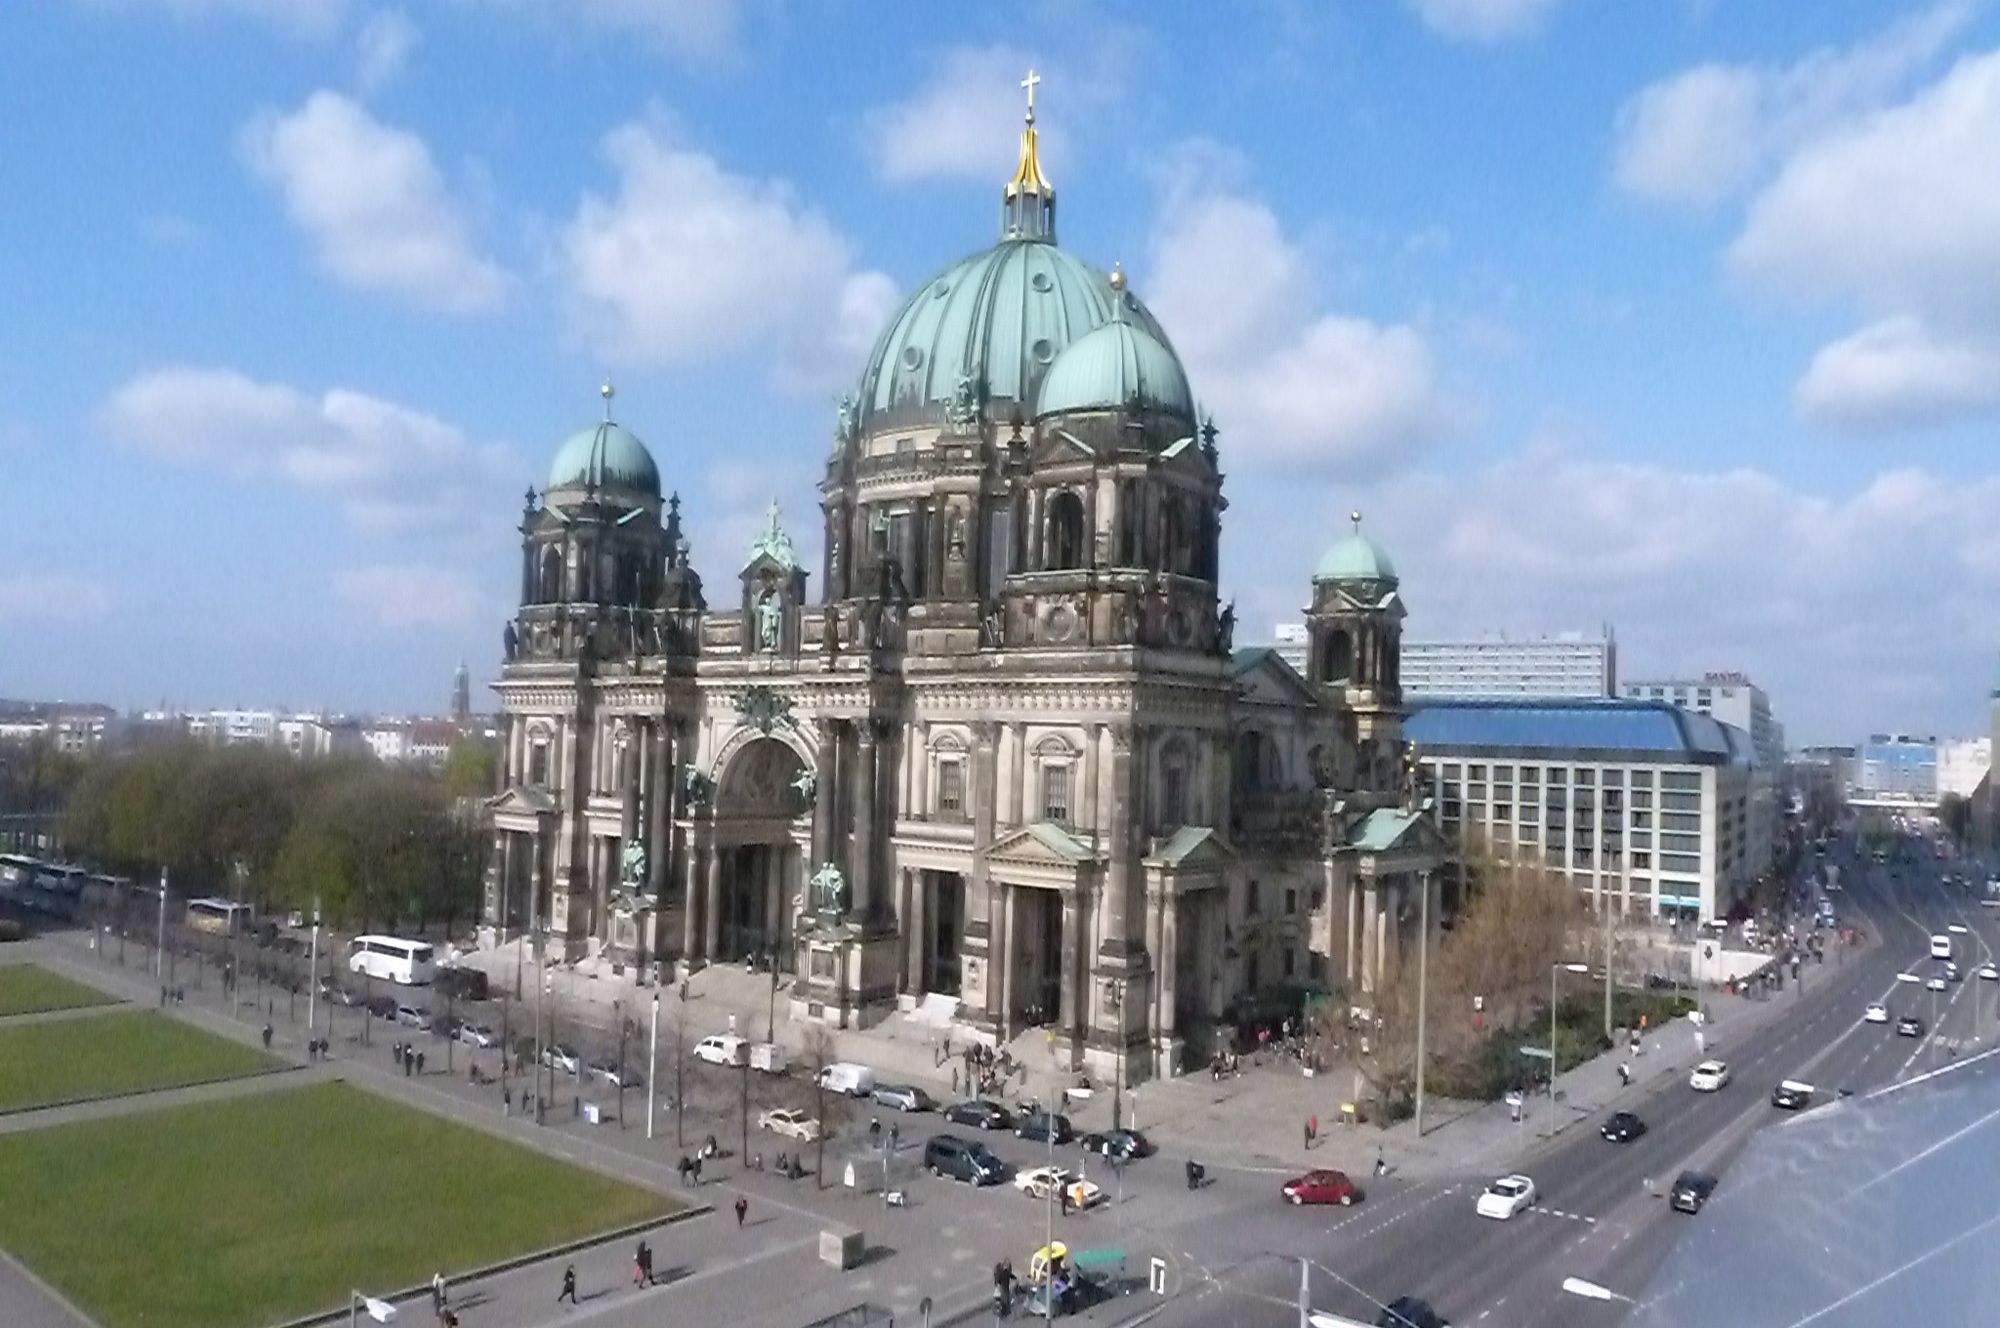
[
  {"x1": 1011, "y1": 886, "x2": 1064, "y2": 1028},
  {"x1": 718, "y1": 842, "x2": 794, "y2": 963}
]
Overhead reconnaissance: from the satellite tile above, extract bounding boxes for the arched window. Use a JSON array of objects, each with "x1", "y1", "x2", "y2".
[
  {"x1": 537, "y1": 546, "x2": 562, "y2": 603},
  {"x1": 1046, "y1": 491, "x2": 1085, "y2": 570},
  {"x1": 1321, "y1": 628, "x2": 1354, "y2": 684},
  {"x1": 1234, "y1": 730, "x2": 1267, "y2": 794}
]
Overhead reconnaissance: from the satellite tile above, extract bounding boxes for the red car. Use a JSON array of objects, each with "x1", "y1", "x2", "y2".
[{"x1": 1281, "y1": 1169, "x2": 1363, "y2": 1206}]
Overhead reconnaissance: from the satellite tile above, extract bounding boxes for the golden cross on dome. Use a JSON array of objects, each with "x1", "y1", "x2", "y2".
[{"x1": 1021, "y1": 68, "x2": 1041, "y2": 122}]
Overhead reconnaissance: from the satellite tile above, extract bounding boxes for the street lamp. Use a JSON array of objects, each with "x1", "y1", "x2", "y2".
[
  {"x1": 348, "y1": 1291, "x2": 397, "y2": 1325},
  {"x1": 1547, "y1": 962, "x2": 1590, "y2": 1138},
  {"x1": 1413, "y1": 866, "x2": 1434, "y2": 1138},
  {"x1": 1560, "y1": 1276, "x2": 1635, "y2": 1305}
]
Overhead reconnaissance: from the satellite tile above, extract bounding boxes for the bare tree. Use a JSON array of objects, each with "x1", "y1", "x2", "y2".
[
  {"x1": 798, "y1": 1025, "x2": 857, "y2": 1188},
  {"x1": 663, "y1": 1001, "x2": 693, "y2": 1151}
]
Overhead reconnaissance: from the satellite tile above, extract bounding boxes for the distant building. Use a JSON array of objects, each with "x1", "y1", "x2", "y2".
[
  {"x1": 1407, "y1": 698, "x2": 1756, "y2": 923},
  {"x1": 1857, "y1": 734, "x2": 1938, "y2": 801},
  {"x1": 452, "y1": 663, "x2": 472, "y2": 722},
  {"x1": 1271, "y1": 622, "x2": 1309, "y2": 674},
  {"x1": 186, "y1": 709, "x2": 279, "y2": 746},
  {"x1": 0, "y1": 702, "x2": 117, "y2": 752},
  {"x1": 1794, "y1": 744, "x2": 1858, "y2": 799},
  {"x1": 1622, "y1": 672, "x2": 1783, "y2": 871},
  {"x1": 361, "y1": 723, "x2": 408, "y2": 764},
  {"x1": 406, "y1": 720, "x2": 461, "y2": 767},
  {"x1": 1937, "y1": 739, "x2": 1990, "y2": 800},
  {"x1": 1399, "y1": 629, "x2": 1616, "y2": 700}
]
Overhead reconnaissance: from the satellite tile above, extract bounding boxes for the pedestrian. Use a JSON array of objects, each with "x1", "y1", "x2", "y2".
[
  {"x1": 1373, "y1": 1145, "x2": 1386, "y2": 1178},
  {"x1": 262, "y1": 1022, "x2": 273, "y2": 1051},
  {"x1": 636, "y1": 1238, "x2": 654, "y2": 1286},
  {"x1": 504, "y1": 1084, "x2": 513, "y2": 1113},
  {"x1": 735, "y1": 1196, "x2": 748, "y2": 1228},
  {"x1": 692, "y1": 1155, "x2": 703, "y2": 1185},
  {"x1": 951, "y1": 1065, "x2": 959, "y2": 1095},
  {"x1": 558, "y1": 1263, "x2": 577, "y2": 1306},
  {"x1": 430, "y1": 1271, "x2": 447, "y2": 1315},
  {"x1": 676, "y1": 1155, "x2": 691, "y2": 1187},
  {"x1": 1619, "y1": 1062, "x2": 1631, "y2": 1087},
  {"x1": 160, "y1": 984, "x2": 168, "y2": 1007},
  {"x1": 417, "y1": 1049, "x2": 426, "y2": 1075},
  {"x1": 889, "y1": 1122, "x2": 900, "y2": 1152}
]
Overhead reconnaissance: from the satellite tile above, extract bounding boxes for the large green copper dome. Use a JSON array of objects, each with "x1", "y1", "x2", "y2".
[
  {"x1": 546, "y1": 421, "x2": 661, "y2": 498},
  {"x1": 1036, "y1": 308, "x2": 1194, "y2": 423},
  {"x1": 858, "y1": 238, "x2": 1178, "y2": 429},
  {"x1": 1314, "y1": 516, "x2": 1398, "y2": 584}
]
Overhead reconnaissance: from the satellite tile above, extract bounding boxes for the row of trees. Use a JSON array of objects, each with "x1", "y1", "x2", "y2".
[{"x1": 62, "y1": 740, "x2": 488, "y2": 934}]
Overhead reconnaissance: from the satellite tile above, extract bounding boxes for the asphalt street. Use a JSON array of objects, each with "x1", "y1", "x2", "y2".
[{"x1": 1143, "y1": 829, "x2": 1999, "y2": 1328}]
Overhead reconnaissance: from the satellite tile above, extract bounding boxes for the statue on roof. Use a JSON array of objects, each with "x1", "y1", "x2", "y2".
[
  {"x1": 944, "y1": 372, "x2": 982, "y2": 429},
  {"x1": 834, "y1": 393, "x2": 857, "y2": 448},
  {"x1": 755, "y1": 587, "x2": 782, "y2": 651},
  {"x1": 745, "y1": 499, "x2": 800, "y2": 573},
  {"x1": 808, "y1": 861, "x2": 848, "y2": 920}
]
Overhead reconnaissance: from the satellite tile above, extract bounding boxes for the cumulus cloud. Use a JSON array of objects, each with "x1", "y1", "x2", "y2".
[
  {"x1": 1404, "y1": 0, "x2": 1562, "y2": 43},
  {"x1": 332, "y1": 564, "x2": 483, "y2": 629},
  {"x1": 1613, "y1": 1, "x2": 1973, "y2": 206},
  {"x1": 561, "y1": 120, "x2": 894, "y2": 386},
  {"x1": 354, "y1": 8, "x2": 418, "y2": 92},
  {"x1": 1146, "y1": 173, "x2": 1453, "y2": 474},
  {"x1": 1793, "y1": 317, "x2": 2000, "y2": 432},
  {"x1": 863, "y1": 45, "x2": 1066, "y2": 184},
  {"x1": 99, "y1": 365, "x2": 512, "y2": 532},
  {"x1": 0, "y1": 574, "x2": 113, "y2": 622},
  {"x1": 241, "y1": 90, "x2": 510, "y2": 314}
]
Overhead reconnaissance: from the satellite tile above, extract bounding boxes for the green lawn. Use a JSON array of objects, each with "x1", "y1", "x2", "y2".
[
  {"x1": 0, "y1": 1081, "x2": 678, "y2": 1328},
  {"x1": 0, "y1": 1009, "x2": 278, "y2": 1112},
  {"x1": 0, "y1": 964, "x2": 118, "y2": 1017}
]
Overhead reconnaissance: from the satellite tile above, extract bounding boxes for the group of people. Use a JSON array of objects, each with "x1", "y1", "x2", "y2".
[
  {"x1": 953, "y1": 1041, "x2": 1015, "y2": 1098},
  {"x1": 391, "y1": 1041, "x2": 426, "y2": 1076}
]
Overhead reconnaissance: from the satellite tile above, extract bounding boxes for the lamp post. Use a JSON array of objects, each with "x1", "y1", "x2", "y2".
[
  {"x1": 647, "y1": 988, "x2": 660, "y2": 1141},
  {"x1": 1548, "y1": 962, "x2": 1590, "y2": 1138},
  {"x1": 1413, "y1": 866, "x2": 1433, "y2": 1138}
]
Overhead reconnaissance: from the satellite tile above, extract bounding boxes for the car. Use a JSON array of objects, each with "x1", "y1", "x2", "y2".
[
  {"x1": 319, "y1": 979, "x2": 363, "y2": 1007},
  {"x1": 542, "y1": 1043, "x2": 581, "y2": 1075},
  {"x1": 1669, "y1": 1169, "x2": 1719, "y2": 1214},
  {"x1": 456, "y1": 1022, "x2": 498, "y2": 1048},
  {"x1": 1945, "y1": 962, "x2": 1962, "y2": 982},
  {"x1": 1022, "y1": 1262, "x2": 1116, "y2": 1318},
  {"x1": 1979, "y1": 964, "x2": 1999, "y2": 981},
  {"x1": 1770, "y1": 1079, "x2": 1814, "y2": 1110},
  {"x1": 587, "y1": 1059, "x2": 642, "y2": 1088},
  {"x1": 1016, "y1": 1109, "x2": 1075, "y2": 1144},
  {"x1": 1897, "y1": 1016, "x2": 1925, "y2": 1037},
  {"x1": 1376, "y1": 1296, "x2": 1448, "y2": 1328},
  {"x1": 871, "y1": 1084, "x2": 934, "y2": 1112},
  {"x1": 1863, "y1": 1003, "x2": 1890, "y2": 1023},
  {"x1": 1280, "y1": 1169, "x2": 1363, "y2": 1206},
  {"x1": 1688, "y1": 1060, "x2": 1731, "y2": 1092},
  {"x1": 816, "y1": 1062, "x2": 877, "y2": 1097},
  {"x1": 1014, "y1": 1165, "x2": 1103, "y2": 1208},
  {"x1": 692, "y1": 1034, "x2": 747, "y2": 1067},
  {"x1": 923, "y1": 1134, "x2": 1004, "y2": 1185},
  {"x1": 1475, "y1": 1174, "x2": 1536, "y2": 1220},
  {"x1": 394, "y1": 1003, "x2": 432, "y2": 1030},
  {"x1": 944, "y1": 1099, "x2": 1012, "y2": 1130},
  {"x1": 758, "y1": 1107, "x2": 821, "y2": 1141},
  {"x1": 1926, "y1": 976, "x2": 1947, "y2": 992},
  {"x1": 1078, "y1": 1128, "x2": 1153, "y2": 1160},
  {"x1": 1600, "y1": 1111, "x2": 1647, "y2": 1142}
]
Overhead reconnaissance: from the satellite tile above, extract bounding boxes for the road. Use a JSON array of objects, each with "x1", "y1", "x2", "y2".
[{"x1": 1142, "y1": 828, "x2": 2000, "y2": 1328}]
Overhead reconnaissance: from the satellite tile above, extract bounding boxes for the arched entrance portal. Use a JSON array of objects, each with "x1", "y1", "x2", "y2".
[{"x1": 710, "y1": 737, "x2": 808, "y2": 965}]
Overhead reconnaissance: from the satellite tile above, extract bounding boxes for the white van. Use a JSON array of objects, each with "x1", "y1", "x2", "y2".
[
  {"x1": 749, "y1": 1042, "x2": 790, "y2": 1074},
  {"x1": 816, "y1": 1062, "x2": 877, "y2": 1097},
  {"x1": 1931, "y1": 934, "x2": 1955, "y2": 961},
  {"x1": 693, "y1": 1034, "x2": 748, "y2": 1068}
]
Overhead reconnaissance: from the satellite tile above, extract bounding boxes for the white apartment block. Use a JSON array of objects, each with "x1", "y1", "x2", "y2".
[
  {"x1": 1622, "y1": 673, "x2": 1783, "y2": 871},
  {"x1": 1408, "y1": 698, "x2": 1756, "y2": 923},
  {"x1": 1398, "y1": 630, "x2": 1617, "y2": 700},
  {"x1": 1937, "y1": 739, "x2": 1990, "y2": 800}
]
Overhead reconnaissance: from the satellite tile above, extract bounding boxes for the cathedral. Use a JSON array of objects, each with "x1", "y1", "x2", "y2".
[{"x1": 484, "y1": 85, "x2": 1445, "y2": 1082}]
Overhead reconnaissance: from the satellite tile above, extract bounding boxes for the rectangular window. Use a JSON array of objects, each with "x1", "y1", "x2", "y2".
[
  {"x1": 1520, "y1": 824, "x2": 1540, "y2": 844},
  {"x1": 1284, "y1": 887, "x2": 1298, "y2": 916},
  {"x1": 1247, "y1": 879, "x2": 1262, "y2": 914},
  {"x1": 1283, "y1": 948, "x2": 1297, "y2": 978},
  {"x1": 1663, "y1": 792, "x2": 1701, "y2": 812},
  {"x1": 1043, "y1": 764, "x2": 1071, "y2": 824},
  {"x1": 1662, "y1": 771, "x2": 1701, "y2": 792},
  {"x1": 1629, "y1": 770, "x2": 1654, "y2": 788},
  {"x1": 529, "y1": 745, "x2": 549, "y2": 786},
  {"x1": 1575, "y1": 769, "x2": 1595, "y2": 786},
  {"x1": 1520, "y1": 766, "x2": 1540, "y2": 785},
  {"x1": 1661, "y1": 832, "x2": 1703, "y2": 854},
  {"x1": 1632, "y1": 851, "x2": 1652, "y2": 869},
  {"x1": 937, "y1": 760, "x2": 965, "y2": 815},
  {"x1": 1164, "y1": 766, "x2": 1187, "y2": 827},
  {"x1": 1659, "y1": 853, "x2": 1701, "y2": 875},
  {"x1": 1548, "y1": 769, "x2": 1567, "y2": 786},
  {"x1": 1662, "y1": 812, "x2": 1701, "y2": 832}
]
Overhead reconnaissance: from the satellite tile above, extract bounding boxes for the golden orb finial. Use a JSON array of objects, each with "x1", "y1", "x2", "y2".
[
  {"x1": 1109, "y1": 262, "x2": 1126, "y2": 293},
  {"x1": 600, "y1": 378, "x2": 616, "y2": 422},
  {"x1": 1350, "y1": 510, "x2": 1363, "y2": 532}
]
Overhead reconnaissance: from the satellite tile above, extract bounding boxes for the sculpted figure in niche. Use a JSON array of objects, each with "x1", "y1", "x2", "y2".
[{"x1": 756, "y1": 587, "x2": 782, "y2": 651}]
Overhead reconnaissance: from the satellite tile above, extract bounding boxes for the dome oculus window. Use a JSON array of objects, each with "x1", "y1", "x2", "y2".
[
  {"x1": 901, "y1": 346, "x2": 925, "y2": 371},
  {"x1": 1030, "y1": 271, "x2": 1053, "y2": 293},
  {"x1": 1031, "y1": 338, "x2": 1055, "y2": 365}
]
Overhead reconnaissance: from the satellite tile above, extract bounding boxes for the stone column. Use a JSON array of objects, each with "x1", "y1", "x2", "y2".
[
  {"x1": 1359, "y1": 879, "x2": 1380, "y2": 994},
  {"x1": 682, "y1": 830, "x2": 703, "y2": 961},
  {"x1": 811, "y1": 719, "x2": 837, "y2": 870},
  {"x1": 852, "y1": 722, "x2": 878, "y2": 923},
  {"x1": 1346, "y1": 876, "x2": 1362, "y2": 988},
  {"x1": 966, "y1": 722, "x2": 1000, "y2": 1022},
  {"x1": 620, "y1": 728, "x2": 640, "y2": 846},
  {"x1": 1059, "y1": 891, "x2": 1081, "y2": 1056},
  {"x1": 1160, "y1": 890, "x2": 1179, "y2": 1049},
  {"x1": 498, "y1": 831, "x2": 516, "y2": 935},
  {"x1": 530, "y1": 830, "x2": 546, "y2": 934},
  {"x1": 704, "y1": 842, "x2": 723, "y2": 960},
  {"x1": 1100, "y1": 725, "x2": 1133, "y2": 956},
  {"x1": 647, "y1": 725, "x2": 671, "y2": 897},
  {"x1": 906, "y1": 868, "x2": 926, "y2": 993},
  {"x1": 763, "y1": 845, "x2": 782, "y2": 954},
  {"x1": 1082, "y1": 723, "x2": 1102, "y2": 833},
  {"x1": 997, "y1": 884, "x2": 1015, "y2": 1032},
  {"x1": 1005, "y1": 722, "x2": 1027, "y2": 826}
]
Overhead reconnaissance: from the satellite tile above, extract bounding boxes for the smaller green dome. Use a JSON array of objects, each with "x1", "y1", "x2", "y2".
[
  {"x1": 1314, "y1": 514, "x2": 1397, "y2": 583},
  {"x1": 1035, "y1": 314, "x2": 1194, "y2": 423},
  {"x1": 546, "y1": 421, "x2": 661, "y2": 498}
]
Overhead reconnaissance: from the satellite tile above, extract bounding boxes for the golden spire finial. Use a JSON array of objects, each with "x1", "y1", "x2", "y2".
[
  {"x1": 1021, "y1": 68, "x2": 1041, "y2": 123},
  {"x1": 1002, "y1": 68, "x2": 1054, "y2": 239},
  {"x1": 1109, "y1": 262, "x2": 1126, "y2": 293}
]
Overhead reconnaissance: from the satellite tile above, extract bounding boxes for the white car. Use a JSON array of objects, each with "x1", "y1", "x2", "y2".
[
  {"x1": 1475, "y1": 1174, "x2": 1537, "y2": 1220},
  {"x1": 1979, "y1": 965, "x2": 1999, "y2": 982},
  {"x1": 758, "y1": 1107, "x2": 821, "y2": 1141},
  {"x1": 1863, "y1": 1003, "x2": 1890, "y2": 1024},
  {"x1": 1013, "y1": 1165, "x2": 1103, "y2": 1209},
  {"x1": 1926, "y1": 976, "x2": 1948, "y2": 992},
  {"x1": 693, "y1": 1034, "x2": 748, "y2": 1067},
  {"x1": 1689, "y1": 1060, "x2": 1731, "y2": 1092}
]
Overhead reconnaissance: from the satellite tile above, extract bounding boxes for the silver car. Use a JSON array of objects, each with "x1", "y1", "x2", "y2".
[
  {"x1": 456, "y1": 1023, "x2": 498, "y2": 1048},
  {"x1": 394, "y1": 1004, "x2": 431, "y2": 1031}
]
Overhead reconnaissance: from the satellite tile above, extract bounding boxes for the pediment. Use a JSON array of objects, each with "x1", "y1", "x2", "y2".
[
  {"x1": 488, "y1": 785, "x2": 557, "y2": 817},
  {"x1": 1142, "y1": 825, "x2": 1234, "y2": 871},
  {"x1": 989, "y1": 821, "x2": 1101, "y2": 867},
  {"x1": 1230, "y1": 649, "x2": 1322, "y2": 710}
]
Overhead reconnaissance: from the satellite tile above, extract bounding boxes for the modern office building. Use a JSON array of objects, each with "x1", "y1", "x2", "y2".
[
  {"x1": 1407, "y1": 698, "x2": 1756, "y2": 923},
  {"x1": 1271, "y1": 622, "x2": 1310, "y2": 674},
  {"x1": 1622, "y1": 673, "x2": 1783, "y2": 870},
  {"x1": 1857, "y1": 735, "x2": 1939, "y2": 801},
  {"x1": 1936, "y1": 739, "x2": 1990, "y2": 800},
  {"x1": 1397, "y1": 630, "x2": 1616, "y2": 700}
]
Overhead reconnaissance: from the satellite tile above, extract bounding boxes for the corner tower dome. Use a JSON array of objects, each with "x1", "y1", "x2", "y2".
[
  {"x1": 854, "y1": 72, "x2": 1182, "y2": 434},
  {"x1": 1035, "y1": 267, "x2": 1196, "y2": 424},
  {"x1": 545, "y1": 381, "x2": 662, "y2": 499},
  {"x1": 1315, "y1": 511, "x2": 1398, "y2": 584}
]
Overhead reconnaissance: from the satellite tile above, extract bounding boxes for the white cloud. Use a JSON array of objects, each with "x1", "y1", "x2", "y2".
[
  {"x1": 1613, "y1": 2, "x2": 1973, "y2": 206},
  {"x1": 1404, "y1": 0, "x2": 1561, "y2": 43},
  {"x1": 562, "y1": 120, "x2": 894, "y2": 384},
  {"x1": 99, "y1": 366, "x2": 511, "y2": 532},
  {"x1": 1793, "y1": 316, "x2": 2000, "y2": 433},
  {"x1": 1146, "y1": 177, "x2": 1453, "y2": 474},
  {"x1": 864, "y1": 45, "x2": 1065, "y2": 184},
  {"x1": 332, "y1": 564, "x2": 482, "y2": 629},
  {"x1": 241, "y1": 90, "x2": 509, "y2": 314},
  {"x1": 0, "y1": 574, "x2": 112, "y2": 622},
  {"x1": 355, "y1": 8, "x2": 419, "y2": 92}
]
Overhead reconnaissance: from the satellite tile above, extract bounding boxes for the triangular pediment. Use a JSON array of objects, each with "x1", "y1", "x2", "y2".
[
  {"x1": 1142, "y1": 825, "x2": 1234, "y2": 871},
  {"x1": 1031, "y1": 429, "x2": 1098, "y2": 466},
  {"x1": 1348, "y1": 806, "x2": 1448, "y2": 859},
  {"x1": 989, "y1": 821, "x2": 1101, "y2": 866},
  {"x1": 1229, "y1": 648, "x2": 1321, "y2": 709},
  {"x1": 487, "y1": 785, "x2": 557, "y2": 817}
]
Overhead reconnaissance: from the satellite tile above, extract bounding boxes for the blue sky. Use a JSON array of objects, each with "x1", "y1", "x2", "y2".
[{"x1": 4, "y1": 0, "x2": 1999, "y2": 743}]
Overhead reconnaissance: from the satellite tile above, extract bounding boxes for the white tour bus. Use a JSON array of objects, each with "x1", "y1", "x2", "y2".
[
  {"x1": 0, "y1": 854, "x2": 40, "y2": 896},
  {"x1": 186, "y1": 897, "x2": 255, "y2": 936},
  {"x1": 348, "y1": 935, "x2": 437, "y2": 986}
]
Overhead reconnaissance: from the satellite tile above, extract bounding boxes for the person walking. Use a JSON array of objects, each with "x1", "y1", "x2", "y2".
[
  {"x1": 735, "y1": 1196, "x2": 748, "y2": 1228},
  {"x1": 262, "y1": 1022, "x2": 273, "y2": 1051},
  {"x1": 430, "y1": 1271, "x2": 447, "y2": 1316},
  {"x1": 417, "y1": 1049, "x2": 426, "y2": 1075},
  {"x1": 635, "y1": 1239, "x2": 655, "y2": 1287},
  {"x1": 557, "y1": 1264, "x2": 577, "y2": 1306}
]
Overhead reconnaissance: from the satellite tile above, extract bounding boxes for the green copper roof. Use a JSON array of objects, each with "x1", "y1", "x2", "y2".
[
  {"x1": 1314, "y1": 530, "x2": 1397, "y2": 584},
  {"x1": 1349, "y1": 807, "x2": 1426, "y2": 853},
  {"x1": 546, "y1": 422, "x2": 661, "y2": 498},
  {"x1": 1035, "y1": 315, "x2": 1194, "y2": 423},
  {"x1": 858, "y1": 239, "x2": 1176, "y2": 428}
]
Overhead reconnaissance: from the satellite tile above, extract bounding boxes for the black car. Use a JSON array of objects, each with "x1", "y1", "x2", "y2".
[
  {"x1": 1896, "y1": 1016, "x2": 1925, "y2": 1038},
  {"x1": 943, "y1": 1099, "x2": 1012, "y2": 1130},
  {"x1": 1078, "y1": 1128, "x2": 1153, "y2": 1160},
  {"x1": 1016, "y1": 1109, "x2": 1074, "y2": 1144},
  {"x1": 1600, "y1": 1110, "x2": 1647, "y2": 1143},
  {"x1": 1770, "y1": 1080, "x2": 1813, "y2": 1110},
  {"x1": 1376, "y1": 1295, "x2": 1448, "y2": 1328},
  {"x1": 434, "y1": 965, "x2": 490, "y2": 1001},
  {"x1": 1670, "y1": 1170, "x2": 1719, "y2": 1214}
]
